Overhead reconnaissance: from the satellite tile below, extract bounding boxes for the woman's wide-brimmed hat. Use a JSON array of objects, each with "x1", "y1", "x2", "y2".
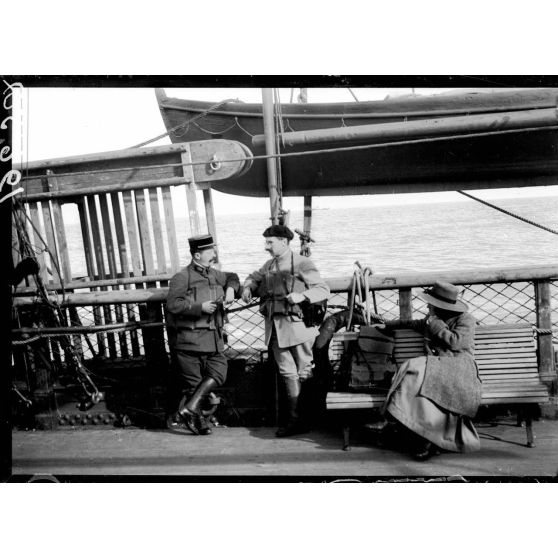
[{"x1": 418, "y1": 280, "x2": 468, "y2": 312}]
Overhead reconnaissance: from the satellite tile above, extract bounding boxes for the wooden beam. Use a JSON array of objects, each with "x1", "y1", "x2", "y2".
[
  {"x1": 326, "y1": 265, "x2": 558, "y2": 293},
  {"x1": 535, "y1": 280, "x2": 556, "y2": 383},
  {"x1": 12, "y1": 264, "x2": 558, "y2": 307},
  {"x1": 15, "y1": 140, "x2": 252, "y2": 198}
]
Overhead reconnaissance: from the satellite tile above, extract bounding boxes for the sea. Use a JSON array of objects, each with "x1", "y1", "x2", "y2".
[{"x1": 64, "y1": 195, "x2": 558, "y2": 281}]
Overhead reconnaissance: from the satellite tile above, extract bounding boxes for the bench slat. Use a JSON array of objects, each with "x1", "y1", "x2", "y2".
[{"x1": 328, "y1": 324, "x2": 548, "y2": 413}]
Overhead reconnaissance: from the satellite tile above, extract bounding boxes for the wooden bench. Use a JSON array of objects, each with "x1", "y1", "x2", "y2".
[{"x1": 326, "y1": 323, "x2": 550, "y2": 450}]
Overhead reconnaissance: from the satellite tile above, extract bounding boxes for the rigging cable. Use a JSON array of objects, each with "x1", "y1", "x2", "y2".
[
  {"x1": 129, "y1": 98, "x2": 239, "y2": 149},
  {"x1": 11, "y1": 200, "x2": 103, "y2": 403},
  {"x1": 347, "y1": 88, "x2": 359, "y2": 102},
  {"x1": 457, "y1": 190, "x2": 558, "y2": 236}
]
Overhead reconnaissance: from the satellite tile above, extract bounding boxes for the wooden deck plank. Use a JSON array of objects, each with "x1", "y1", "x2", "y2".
[{"x1": 12, "y1": 421, "x2": 558, "y2": 477}]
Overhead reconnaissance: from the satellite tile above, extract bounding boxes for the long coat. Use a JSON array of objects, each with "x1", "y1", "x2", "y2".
[
  {"x1": 244, "y1": 248, "x2": 330, "y2": 348},
  {"x1": 385, "y1": 312, "x2": 481, "y2": 417}
]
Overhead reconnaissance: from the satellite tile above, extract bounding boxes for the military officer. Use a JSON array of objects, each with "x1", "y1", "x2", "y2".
[
  {"x1": 166, "y1": 234, "x2": 240, "y2": 435},
  {"x1": 242, "y1": 225, "x2": 330, "y2": 437}
]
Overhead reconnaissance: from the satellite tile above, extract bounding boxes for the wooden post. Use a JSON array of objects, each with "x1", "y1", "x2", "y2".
[
  {"x1": 399, "y1": 288, "x2": 413, "y2": 320},
  {"x1": 301, "y1": 195, "x2": 312, "y2": 257},
  {"x1": 261, "y1": 88, "x2": 280, "y2": 225},
  {"x1": 203, "y1": 185, "x2": 220, "y2": 264},
  {"x1": 535, "y1": 279, "x2": 556, "y2": 384},
  {"x1": 180, "y1": 146, "x2": 201, "y2": 236}
]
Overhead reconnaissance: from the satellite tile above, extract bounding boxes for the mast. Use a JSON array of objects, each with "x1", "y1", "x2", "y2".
[
  {"x1": 300, "y1": 88, "x2": 312, "y2": 257},
  {"x1": 261, "y1": 88, "x2": 280, "y2": 225}
]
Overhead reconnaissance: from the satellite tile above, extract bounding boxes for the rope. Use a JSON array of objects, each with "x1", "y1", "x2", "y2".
[
  {"x1": 193, "y1": 120, "x2": 239, "y2": 136},
  {"x1": 18, "y1": 124, "x2": 558, "y2": 183},
  {"x1": 233, "y1": 116, "x2": 256, "y2": 138},
  {"x1": 129, "y1": 98, "x2": 238, "y2": 148},
  {"x1": 347, "y1": 88, "x2": 359, "y2": 102},
  {"x1": 12, "y1": 321, "x2": 165, "y2": 345},
  {"x1": 458, "y1": 191, "x2": 558, "y2": 236}
]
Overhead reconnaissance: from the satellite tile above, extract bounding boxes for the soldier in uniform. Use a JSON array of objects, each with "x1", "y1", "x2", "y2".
[
  {"x1": 166, "y1": 234, "x2": 240, "y2": 435},
  {"x1": 242, "y1": 225, "x2": 330, "y2": 437}
]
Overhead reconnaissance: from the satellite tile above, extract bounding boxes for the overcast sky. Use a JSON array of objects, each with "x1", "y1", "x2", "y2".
[{"x1": 11, "y1": 86, "x2": 558, "y2": 218}]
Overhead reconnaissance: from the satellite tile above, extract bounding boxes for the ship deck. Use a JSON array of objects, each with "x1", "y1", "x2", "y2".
[{"x1": 10, "y1": 418, "x2": 558, "y2": 480}]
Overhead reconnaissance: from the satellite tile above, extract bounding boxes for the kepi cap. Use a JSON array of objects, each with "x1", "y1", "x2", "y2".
[{"x1": 188, "y1": 234, "x2": 215, "y2": 253}]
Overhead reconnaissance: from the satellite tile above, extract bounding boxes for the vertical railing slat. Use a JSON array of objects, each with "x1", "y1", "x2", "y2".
[
  {"x1": 86, "y1": 196, "x2": 114, "y2": 357},
  {"x1": 161, "y1": 185, "x2": 180, "y2": 273},
  {"x1": 99, "y1": 193, "x2": 126, "y2": 358},
  {"x1": 111, "y1": 191, "x2": 136, "y2": 358},
  {"x1": 28, "y1": 202, "x2": 48, "y2": 285},
  {"x1": 46, "y1": 171, "x2": 72, "y2": 284},
  {"x1": 40, "y1": 200, "x2": 59, "y2": 285},
  {"x1": 134, "y1": 189, "x2": 155, "y2": 276},
  {"x1": 148, "y1": 187, "x2": 168, "y2": 275}
]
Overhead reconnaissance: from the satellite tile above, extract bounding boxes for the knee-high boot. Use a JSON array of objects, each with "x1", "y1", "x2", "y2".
[
  {"x1": 298, "y1": 376, "x2": 319, "y2": 430},
  {"x1": 276, "y1": 377, "x2": 309, "y2": 437},
  {"x1": 179, "y1": 377, "x2": 218, "y2": 435}
]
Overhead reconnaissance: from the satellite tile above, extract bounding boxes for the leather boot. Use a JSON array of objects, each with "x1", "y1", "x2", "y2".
[
  {"x1": 197, "y1": 415, "x2": 213, "y2": 436},
  {"x1": 299, "y1": 376, "x2": 322, "y2": 430},
  {"x1": 179, "y1": 377, "x2": 218, "y2": 435},
  {"x1": 276, "y1": 377, "x2": 309, "y2": 437}
]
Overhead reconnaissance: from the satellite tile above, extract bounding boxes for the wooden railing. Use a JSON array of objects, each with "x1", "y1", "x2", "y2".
[{"x1": 12, "y1": 264, "x2": 558, "y2": 386}]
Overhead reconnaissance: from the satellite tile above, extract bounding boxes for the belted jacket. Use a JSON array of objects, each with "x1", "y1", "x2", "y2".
[
  {"x1": 244, "y1": 248, "x2": 330, "y2": 348},
  {"x1": 166, "y1": 261, "x2": 240, "y2": 353}
]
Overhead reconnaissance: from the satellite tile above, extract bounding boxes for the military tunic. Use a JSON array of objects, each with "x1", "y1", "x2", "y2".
[
  {"x1": 244, "y1": 248, "x2": 329, "y2": 380},
  {"x1": 166, "y1": 261, "x2": 240, "y2": 391}
]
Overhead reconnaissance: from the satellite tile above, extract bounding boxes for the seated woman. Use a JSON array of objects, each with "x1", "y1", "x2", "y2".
[{"x1": 378, "y1": 280, "x2": 482, "y2": 460}]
